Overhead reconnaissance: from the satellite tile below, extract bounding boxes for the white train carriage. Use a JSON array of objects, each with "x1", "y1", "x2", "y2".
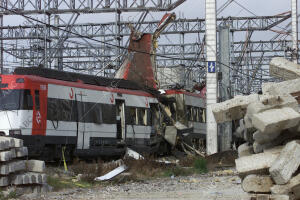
[{"x1": 0, "y1": 71, "x2": 160, "y2": 160}]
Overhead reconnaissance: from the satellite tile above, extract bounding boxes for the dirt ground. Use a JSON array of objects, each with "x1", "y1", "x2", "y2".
[{"x1": 19, "y1": 170, "x2": 251, "y2": 200}]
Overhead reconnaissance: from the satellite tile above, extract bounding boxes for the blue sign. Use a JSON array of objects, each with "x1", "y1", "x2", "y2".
[{"x1": 208, "y1": 61, "x2": 216, "y2": 73}]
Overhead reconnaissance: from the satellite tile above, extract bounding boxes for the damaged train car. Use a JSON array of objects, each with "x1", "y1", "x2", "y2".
[
  {"x1": 0, "y1": 68, "x2": 164, "y2": 160},
  {"x1": 0, "y1": 68, "x2": 206, "y2": 160}
]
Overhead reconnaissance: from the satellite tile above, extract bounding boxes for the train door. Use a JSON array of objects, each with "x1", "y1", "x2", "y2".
[
  {"x1": 75, "y1": 92, "x2": 86, "y2": 149},
  {"x1": 116, "y1": 100, "x2": 126, "y2": 141}
]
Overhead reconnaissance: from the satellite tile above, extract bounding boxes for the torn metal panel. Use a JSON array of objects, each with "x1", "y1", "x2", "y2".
[
  {"x1": 94, "y1": 165, "x2": 127, "y2": 181},
  {"x1": 125, "y1": 148, "x2": 144, "y2": 160}
]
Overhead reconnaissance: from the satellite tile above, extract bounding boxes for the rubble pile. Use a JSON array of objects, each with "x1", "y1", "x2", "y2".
[
  {"x1": 0, "y1": 136, "x2": 49, "y2": 195},
  {"x1": 211, "y1": 57, "x2": 300, "y2": 199}
]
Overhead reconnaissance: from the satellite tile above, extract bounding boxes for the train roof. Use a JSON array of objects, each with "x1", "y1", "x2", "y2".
[{"x1": 14, "y1": 67, "x2": 160, "y2": 96}]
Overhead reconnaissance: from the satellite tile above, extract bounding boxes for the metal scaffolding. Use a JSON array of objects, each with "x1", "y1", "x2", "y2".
[{"x1": 0, "y1": 0, "x2": 298, "y2": 95}]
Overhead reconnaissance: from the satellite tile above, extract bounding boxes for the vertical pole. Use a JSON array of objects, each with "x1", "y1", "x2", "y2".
[
  {"x1": 219, "y1": 26, "x2": 232, "y2": 151},
  {"x1": 0, "y1": 15, "x2": 3, "y2": 74},
  {"x1": 206, "y1": 0, "x2": 218, "y2": 155},
  {"x1": 115, "y1": 7, "x2": 121, "y2": 67},
  {"x1": 292, "y1": 0, "x2": 298, "y2": 63},
  {"x1": 54, "y1": 15, "x2": 63, "y2": 70}
]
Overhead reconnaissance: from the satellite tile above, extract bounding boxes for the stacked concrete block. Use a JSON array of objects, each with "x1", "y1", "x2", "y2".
[
  {"x1": 210, "y1": 57, "x2": 300, "y2": 199},
  {"x1": 0, "y1": 136, "x2": 49, "y2": 197},
  {"x1": 210, "y1": 94, "x2": 259, "y2": 123},
  {"x1": 269, "y1": 57, "x2": 300, "y2": 81}
]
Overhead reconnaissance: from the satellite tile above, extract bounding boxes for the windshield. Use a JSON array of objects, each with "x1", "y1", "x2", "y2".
[{"x1": 0, "y1": 89, "x2": 32, "y2": 111}]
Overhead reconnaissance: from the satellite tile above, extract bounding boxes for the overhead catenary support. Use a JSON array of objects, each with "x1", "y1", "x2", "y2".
[
  {"x1": 54, "y1": 15, "x2": 63, "y2": 71},
  {"x1": 292, "y1": 0, "x2": 298, "y2": 63},
  {"x1": 219, "y1": 26, "x2": 232, "y2": 151},
  {"x1": 206, "y1": 0, "x2": 218, "y2": 155}
]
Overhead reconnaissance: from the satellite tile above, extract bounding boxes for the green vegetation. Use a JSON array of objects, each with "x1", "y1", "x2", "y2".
[
  {"x1": 47, "y1": 176, "x2": 92, "y2": 192},
  {"x1": 193, "y1": 157, "x2": 208, "y2": 173},
  {"x1": 0, "y1": 190, "x2": 18, "y2": 200}
]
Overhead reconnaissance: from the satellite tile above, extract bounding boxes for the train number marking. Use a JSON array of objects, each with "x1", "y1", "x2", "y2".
[
  {"x1": 36, "y1": 111, "x2": 41, "y2": 124},
  {"x1": 110, "y1": 94, "x2": 114, "y2": 103},
  {"x1": 69, "y1": 88, "x2": 74, "y2": 99}
]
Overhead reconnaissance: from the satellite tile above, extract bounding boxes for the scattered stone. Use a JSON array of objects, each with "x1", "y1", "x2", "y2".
[
  {"x1": 242, "y1": 174, "x2": 274, "y2": 193},
  {"x1": 270, "y1": 140, "x2": 300, "y2": 185}
]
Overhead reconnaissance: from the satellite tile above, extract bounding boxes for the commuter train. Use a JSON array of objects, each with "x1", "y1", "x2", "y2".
[{"x1": 0, "y1": 67, "x2": 206, "y2": 160}]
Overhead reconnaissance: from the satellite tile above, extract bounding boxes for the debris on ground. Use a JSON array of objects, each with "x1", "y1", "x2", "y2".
[
  {"x1": 94, "y1": 165, "x2": 128, "y2": 181},
  {"x1": 125, "y1": 148, "x2": 144, "y2": 160},
  {"x1": 211, "y1": 57, "x2": 300, "y2": 199},
  {"x1": 0, "y1": 136, "x2": 50, "y2": 198}
]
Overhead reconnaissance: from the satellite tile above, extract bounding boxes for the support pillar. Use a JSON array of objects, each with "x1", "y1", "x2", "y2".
[
  {"x1": 292, "y1": 0, "x2": 298, "y2": 63},
  {"x1": 206, "y1": 0, "x2": 218, "y2": 155},
  {"x1": 219, "y1": 26, "x2": 232, "y2": 151}
]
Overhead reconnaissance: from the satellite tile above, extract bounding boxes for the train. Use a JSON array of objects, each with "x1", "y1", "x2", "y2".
[{"x1": 0, "y1": 67, "x2": 206, "y2": 161}]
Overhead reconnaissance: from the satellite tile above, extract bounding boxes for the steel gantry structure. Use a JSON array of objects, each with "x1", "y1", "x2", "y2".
[{"x1": 0, "y1": 0, "x2": 297, "y2": 94}]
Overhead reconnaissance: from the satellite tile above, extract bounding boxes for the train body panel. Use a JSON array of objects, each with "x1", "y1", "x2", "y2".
[{"x1": 0, "y1": 71, "x2": 206, "y2": 159}]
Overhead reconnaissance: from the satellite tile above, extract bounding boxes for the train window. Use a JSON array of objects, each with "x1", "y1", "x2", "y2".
[
  {"x1": 198, "y1": 108, "x2": 203, "y2": 122},
  {"x1": 186, "y1": 106, "x2": 193, "y2": 121},
  {"x1": 202, "y1": 108, "x2": 206, "y2": 123},
  {"x1": 34, "y1": 90, "x2": 40, "y2": 110},
  {"x1": 101, "y1": 104, "x2": 116, "y2": 124},
  {"x1": 22, "y1": 90, "x2": 33, "y2": 110},
  {"x1": 137, "y1": 108, "x2": 147, "y2": 126},
  {"x1": 193, "y1": 107, "x2": 198, "y2": 122}
]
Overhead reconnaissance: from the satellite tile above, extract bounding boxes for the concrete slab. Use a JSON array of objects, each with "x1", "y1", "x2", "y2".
[
  {"x1": 253, "y1": 141, "x2": 275, "y2": 154},
  {"x1": 242, "y1": 174, "x2": 274, "y2": 193},
  {"x1": 235, "y1": 150, "x2": 280, "y2": 176},
  {"x1": 0, "y1": 150, "x2": 13, "y2": 161},
  {"x1": 238, "y1": 143, "x2": 254, "y2": 157},
  {"x1": 0, "y1": 137, "x2": 15, "y2": 148},
  {"x1": 26, "y1": 160, "x2": 45, "y2": 173},
  {"x1": 252, "y1": 107, "x2": 300, "y2": 134},
  {"x1": 211, "y1": 94, "x2": 259, "y2": 123},
  {"x1": 249, "y1": 194, "x2": 290, "y2": 200},
  {"x1": 11, "y1": 138, "x2": 23, "y2": 148},
  {"x1": 269, "y1": 57, "x2": 300, "y2": 80},
  {"x1": 253, "y1": 131, "x2": 281, "y2": 144},
  {"x1": 0, "y1": 177, "x2": 9, "y2": 186},
  {"x1": 15, "y1": 147, "x2": 28, "y2": 157},
  {"x1": 244, "y1": 94, "x2": 298, "y2": 129},
  {"x1": 10, "y1": 174, "x2": 24, "y2": 185},
  {"x1": 0, "y1": 138, "x2": 10, "y2": 151},
  {"x1": 8, "y1": 160, "x2": 26, "y2": 174},
  {"x1": 270, "y1": 140, "x2": 300, "y2": 185},
  {"x1": 263, "y1": 78, "x2": 300, "y2": 97},
  {"x1": 0, "y1": 164, "x2": 9, "y2": 175},
  {"x1": 271, "y1": 173, "x2": 300, "y2": 194}
]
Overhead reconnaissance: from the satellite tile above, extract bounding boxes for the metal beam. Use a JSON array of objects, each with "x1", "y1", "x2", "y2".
[
  {"x1": 0, "y1": 0, "x2": 186, "y2": 15},
  {"x1": 0, "y1": 15, "x2": 291, "y2": 40}
]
